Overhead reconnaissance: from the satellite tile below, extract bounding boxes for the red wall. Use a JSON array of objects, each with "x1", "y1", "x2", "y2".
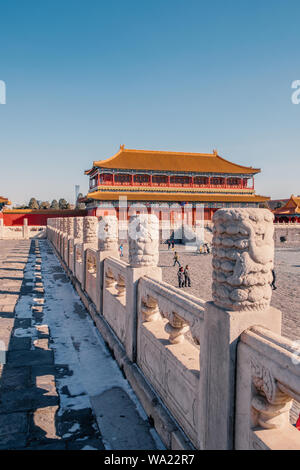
[{"x1": 3, "y1": 210, "x2": 87, "y2": 226}]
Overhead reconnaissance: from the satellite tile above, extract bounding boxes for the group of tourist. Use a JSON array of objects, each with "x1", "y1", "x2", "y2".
[{"x1": 172, "y1": 251, "x2": 191, "y2": 288}]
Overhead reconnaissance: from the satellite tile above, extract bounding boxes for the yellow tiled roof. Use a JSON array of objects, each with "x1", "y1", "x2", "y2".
[
  {"x1": 0, "y1": 197, "x2": 11, "y2": 205},
  {"x1": 274, "y1": 195, "x2": 300, "y2": 215},
  {"x1": 86, "y1": 190, "x2": 269, "y2": 203},
  {"x1": 85, "y1": 147, "x2": 260, "y2": 175},
  {"x1": 89, "y1": 185, "x2": 254, "y2": 195}
]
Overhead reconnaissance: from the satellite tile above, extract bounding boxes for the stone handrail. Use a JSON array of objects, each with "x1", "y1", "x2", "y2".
[
  {"x1": 46, "y1": 210, "x2": 300, "y2": 450},
  {"x1": 85, "y1": 248, "x2": 98, "y2": 307},
  {"x1": 236, "y1": 326, "x2": 300, "y2": 450},
  {"x1": 137, "y1": 276, "x2": 203, "y2": 446},
  {"x1": 104, "y1": 256, "x2": 128, "y2": 303},
  {"x1": 102, "y1": 256, "x2": 129, "y2": 346},
  {"x1": 139, "y1": 276, "x2": 204, "y2": 345}
]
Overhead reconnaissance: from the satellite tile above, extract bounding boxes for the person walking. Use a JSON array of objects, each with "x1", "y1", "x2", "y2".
[
  {"x1": 171, "y1": 240, "x2": 175, "y2": 250},
  {"x1": 271, "y1": 269, "x2": 277, "y2": 290},
  {"x1": 173, "y1": 251, "x2": 180, "y2": 267},
  {"x1": 119, "y1": 244, "x2": 124, "y2": 257},
  {"x1": 167, "y1": 239, "x2": 171, "y2": 250},
  {"x1": 184, "y1": 265, "x2": 191, "y2": 287},
  {"x1": 177, "y1": 267, "x2": 184, "y2": 288}
]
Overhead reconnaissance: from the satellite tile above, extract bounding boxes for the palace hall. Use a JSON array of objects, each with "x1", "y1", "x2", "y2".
[{"x1": 84, "y1": 146, "x2": 269, "y2": 222}]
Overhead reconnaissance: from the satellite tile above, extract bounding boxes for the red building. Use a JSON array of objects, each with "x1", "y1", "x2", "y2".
[
  {"x1": 0, "y1": 196, "x2": 11, "y2": 212},
  {"x1": 273, "y1": 195, "x2": 300, "y2": 223},
  {"x1": 84, "y1": 146, "x2": 269, "y2": 223},
  {"x1": 2, "y1": 209, "x2": 87, "y2": 226}
]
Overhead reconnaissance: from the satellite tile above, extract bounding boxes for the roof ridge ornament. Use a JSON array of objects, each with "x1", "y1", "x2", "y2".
[
  {"x1": 120, "y1": 144, "x2": 125, "y2": 150},
  {"x1": 213, "y1": 149, "x2": 218, "y2": 155}
]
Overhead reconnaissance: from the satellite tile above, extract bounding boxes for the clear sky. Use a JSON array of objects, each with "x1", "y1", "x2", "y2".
[{"x1": 0, "y1": 0, "x2": 300, "y2": 205}]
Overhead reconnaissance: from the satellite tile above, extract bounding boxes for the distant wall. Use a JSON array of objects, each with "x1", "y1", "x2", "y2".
[
  {"x1": 274, "y1": 224, "x2": 300, "y2": 244},
  {"x1": 3, "y1": 209, "x2": 87, "y2": 226}
]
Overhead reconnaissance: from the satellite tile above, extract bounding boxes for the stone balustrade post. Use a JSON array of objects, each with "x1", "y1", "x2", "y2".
[
  {"x1": 74, "y1": 217, "x2": 83, "y2": 243},
  {"x1": 66, "y1": 217, "x2": 74, "y2": 268},
  {"x1": 125, "y1": 214, "x2": 162, "y2": 362},
  {"x1": 198, "y1": 208, "x2": 282, "y2": 450},
  {"x1": 83, "y1": 216, "x2": 98, "y2": 248},
  {"x1": 58, "y1": 218, "x2": 64, "y2": 254},
  {"x1": 23, "y1": 218, "x2": 29, "y2": 239},
  {"x1": 54, "y1": 218, "x2": 59, "y2": 249},
  {"x1": 81, "y1": 216, "x2": 98, "y2": 288},
  {"x1": 60, "y1": 218, "x2": 67, "y2": 256},
  {"x1": 73, "y1": 217, "x2": 83, "y2": 274},
  {"x1": 97, "y1": 215, "x2": 119, "y2": 313}
]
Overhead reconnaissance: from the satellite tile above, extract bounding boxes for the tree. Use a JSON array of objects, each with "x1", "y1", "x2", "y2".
[
  {"x1": 28, "y1": 198, "x2": 39, "y2": 209},
  {"x1": 76, "y1": 193, "x2": 86, "y2": 210},
  {"x1": 50, "y1": 199, "x2": 59, "y2": 210},
  {"x1": 59, "y1": 198, "x2": 70, "y2": 210},
  {"x1": 275, "y1": 201, "x2": 285, "y2": 209},
  {"x1": 39, "y1": 201, "x2": 50, "y2": 210}
]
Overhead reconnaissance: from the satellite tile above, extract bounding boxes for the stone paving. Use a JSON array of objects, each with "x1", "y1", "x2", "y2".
[
  {"x1": 1, "y1": 238, "x2": 299, "y2": 448},
  {"x1": 0, "y1": 240, "x2": 163, "y2": 450}
]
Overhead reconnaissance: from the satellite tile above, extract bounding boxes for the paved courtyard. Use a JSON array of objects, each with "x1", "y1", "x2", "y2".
[
  {"x1": 121, "y1": 242, "x2": 300, "y2": 341},
  {"x1": 0, "y1": 240, "x2": 163, "y2": 450}
]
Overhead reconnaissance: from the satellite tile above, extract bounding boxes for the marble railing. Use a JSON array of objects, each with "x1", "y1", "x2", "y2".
[
  {"x1": 103, "y1": 257, "x2": 128, "y2": 346},
  {"x1": 0, "y1": 222, "x2": 46, "y2": 239},
  {"x1": 236, "y1": 326, "x2": 300, "y2": 450},
  {"x1": 137, "y1": 276, "x2": 204, "y2": 446},
  {"x1": 85, "y1": 248, "x2": 98, "y2": 309},
  {"x1": 46, "y1": 212, "x2": 300, "y2": 450}
]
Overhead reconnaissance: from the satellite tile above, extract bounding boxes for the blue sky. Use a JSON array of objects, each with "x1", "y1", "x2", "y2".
[{"x1": 0, "y1": 0, "x2": 299, "y2": 205}]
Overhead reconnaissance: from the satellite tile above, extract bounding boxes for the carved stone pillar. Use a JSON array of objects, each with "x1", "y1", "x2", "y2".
[
  {"x1": 211, "y1": 208, "x2": 274, "y2": 311},
  {"x1": 74, "y1": 217, "x2": 83, "y2": 242},
  {"x1": 98, "y1": 215, "x2": 118, "y2": 252},
  {"x1": 126, "y1": 214, "x2": 162, "y2": 361},
  {"x1": 83, "y1": 216, "x2": 98, "y2": 248},
  {"x1": 97, "y1": 216, "x2": 120, "y2": 315},
  {"x1": 199, "y1": 208, "x2": 282, "y2": 450},
  {"x1": 128, "y1": 214, "x2": 159, "y2": 267},
  {"x1": 67, "y1": 217, "x2": 74, "y2": 238}
]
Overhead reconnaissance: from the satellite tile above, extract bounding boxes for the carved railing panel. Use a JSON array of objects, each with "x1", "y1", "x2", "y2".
[
  {"x1": 137, "y1": 276, "x2": 204, "y2": 446},
  {"x1": 85, "y1": 248, "x2": 98, "y2": 306},
  {"x1": 102, "y1": 257, "x2": 129, "y2": 345},
  {"x1": 235, "y1": 326, "x2": 300, "y2": 450}
]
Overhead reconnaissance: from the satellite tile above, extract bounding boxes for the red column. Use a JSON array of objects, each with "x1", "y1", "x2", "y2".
[
  {"x1": 168, "y1": 175, "x2": 170, "y2": 186},
  {"x1": 112, "y1": 173, "x2": 115, "y2": 186}
]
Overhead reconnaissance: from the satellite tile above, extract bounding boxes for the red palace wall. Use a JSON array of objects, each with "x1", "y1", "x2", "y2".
[
  {"x1": 88, "y1": 206, "x2": 216, "y2": 222},
  {"x1": 2, "y1": 210, "x2": 87, "y2": 226}
]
